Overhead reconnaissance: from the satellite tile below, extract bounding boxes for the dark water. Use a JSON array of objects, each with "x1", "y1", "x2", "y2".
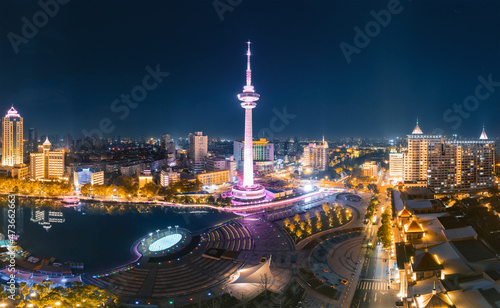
[{"x1": 0, "y1": 197, "x2": 236, "y2": 271}]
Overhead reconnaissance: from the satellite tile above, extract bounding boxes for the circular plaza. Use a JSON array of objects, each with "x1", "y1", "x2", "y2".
[{"x1": 136, "y1": 227, "x2": 192, "y2": 258}]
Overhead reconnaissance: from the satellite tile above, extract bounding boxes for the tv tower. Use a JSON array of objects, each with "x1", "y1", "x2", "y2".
[
  {"x1": 231, "y1": 42, "x2": 266, "y2": 203},
  {"x1": 239, "y1": 41, "x2": 260, "y2": 187}
]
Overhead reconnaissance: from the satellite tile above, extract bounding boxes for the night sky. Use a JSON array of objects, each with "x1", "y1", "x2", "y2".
[{"x1": 1, "y1": 0, "x2": 499, "y2": 140}]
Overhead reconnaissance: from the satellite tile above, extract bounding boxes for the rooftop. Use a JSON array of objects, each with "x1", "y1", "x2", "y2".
[
  {"x1": 406, "y1": 220, "x2": 424, "y2": 233},
  {"x1": 5, "y1": 106, "x2": 20, "y2": 118},
  {"x1": 442, "y1": 226, "x2": 477, "y2": 242},
  {"x1": 412, "y1": 251, "x2": 444, "y2": 271},
  {"x1": 405, "y1": 200, "x2": 433, "y2": 210},
  {"x1": 437, "y1": 216, "x2": 467, "y2": 230},
  {"x1": 398, "y1": 208, "x2": 412, "y2": 217},
  {"x1": 395, "y1": 242, "x2": 415, "y2": 270},
  {"x1": 452, "y1": 240, "x2": 497, "y2": 263}
]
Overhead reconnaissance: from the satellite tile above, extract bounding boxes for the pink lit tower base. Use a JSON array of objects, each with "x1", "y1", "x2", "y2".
[{"x1": 231, "y1": 42, "x2": 268, "y2": 204}]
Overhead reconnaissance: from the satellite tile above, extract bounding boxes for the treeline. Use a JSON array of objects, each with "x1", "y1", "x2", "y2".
[{"x1": 0, "y1": 177, "x2": 72, "y2": 196}]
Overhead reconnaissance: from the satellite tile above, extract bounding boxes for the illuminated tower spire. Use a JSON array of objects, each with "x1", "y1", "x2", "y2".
[
  {"x1": 231, "y1": 41, "x2": 266, "y2": 204},
  {"x1": 245, "y1": 41, "x2": 252, "y2": 89},
  {"x1": 480, "y1": 125, "x2": 488, "y2": 140},
  {"x1": 238, "y1": 41, "x2": 260, "y2": 187}
]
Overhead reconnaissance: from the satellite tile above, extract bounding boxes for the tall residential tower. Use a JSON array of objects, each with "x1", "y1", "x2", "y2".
[{"x1": 2, "y1": 106, "x2": 23, "y2": 166}]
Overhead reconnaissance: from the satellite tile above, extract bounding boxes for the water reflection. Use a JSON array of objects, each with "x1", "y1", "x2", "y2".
[
  {"x1": 0, "y1": 197, "x2": 236, "y2": 270},
  {"x1": 30, "y1": 209, "x2": 65, "y2": 231}
]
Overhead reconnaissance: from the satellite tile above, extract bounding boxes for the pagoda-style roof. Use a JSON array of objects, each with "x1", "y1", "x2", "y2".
[
  {"x1": 479, "y1": 127, "x2": 488, "y2": 140},
  {"x1": 412, "y1": 251, "x2": 443, "y2": 271},
  {"x1": 5, "y1": 106, "x2": 20, "y2": 118},
  {"x1": 398, "y1": 208, "x2": 412, "y2": 218},
  {"x1": 405, "y1": 220, "x2": 424, "y2": 233},
  {"x1": 412, "y1": 120, "x2": 423, "y2": 134},
  {"x1": 417, "y1": 292, "x2": 454, "y2": 308}
]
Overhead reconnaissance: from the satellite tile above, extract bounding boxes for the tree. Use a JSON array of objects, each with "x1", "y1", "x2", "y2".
[
  {"x1": 346, "y1": 209, "x2": 352, "y2": 220},
  {"x1": 316, "y1": 219, "x2": 322, "y2": 230},
  {"x1": 13, "y1": 281, "x2": 117, "y2": 308},
  {"x1": 315, "y1": 210, "x2": 321, "y2": 220},
  {"x1": 207, "y1": 195, "x2": 216, "y2": 204},
  {"x1": 283, "y1": 217, "x2": 291, "y2": 227},
  {"x1": 296, "y1": 229, "x2": 303, "y2": 238},
  {"x1": 299, "y1": 221, "x2": 306, "y2": 230},
  {"x1": 294, "y1": 214, "x2": 301, "y2": 224},
  {"x1": 260, "y1": 273, "x2": 274, "y2": 299},
  {"x1": 322, "y1": 203, "x2": 330, "y2": 215},
  {"x1": 289, "y1": 224, "x2": 296, "y2": 233},
  {"x1": 140, "y1": 182, "x2": 160, "y2": 199},
  {"x1": 306, "y1": 225, "x2": 312, "y2": 234},
  {"x1": 328, "y1": 215, "x2": 334, "y2": 227}
]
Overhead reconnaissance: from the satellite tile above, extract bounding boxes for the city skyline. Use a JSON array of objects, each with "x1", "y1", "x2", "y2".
[
  {"x1": 0, "y1": 103, "x2": 495, "y2": 143},
  {"x1": 0, "y1": 1, "x2": 499, "y2": 307},
  {"x1": 1, "y1": 1, "x2": 499, "y2": 139}
]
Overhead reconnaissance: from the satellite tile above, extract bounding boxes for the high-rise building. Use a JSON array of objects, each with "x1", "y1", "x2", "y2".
[
  {"x1": 389, "y1": 152, "x2": 404, "y2": 184},
  {"x1": 404, "y1": 122, "x2": 495, "y2": 193},
  {"x1": 231, "y1": 42, "x2": 267, "y2": 203},
  {"x1": 234, "y1": 138, "x2": 274, "y2": 172},
  {"x1": 2, "y1": 106, "x2": 23, "y2": 166},
  {"x1": 29, "y1": 138, "x2": 65, "y2": 181},
  {"x1": 302, "y1": 139, "x2": 329, "y2": 172},
  {"x1": 404, "y1": 121, "x2": 442, "y2": 184},
  {"x1": 27, "y1": 128, "x2": 37, "y2": 153},
  {"x1": 188, "y1": 132, "x2": 207, "y2": 174},
  {"x1": 160, "y1": 134, "x2": 171, "y2": 148}
]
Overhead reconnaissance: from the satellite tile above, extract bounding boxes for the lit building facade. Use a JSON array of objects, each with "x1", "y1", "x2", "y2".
[
  {"x1": 189, "y1": 131, "x2": 208, "y2": 174},
  {"x1": 29, "y1": 138, "x2": 65, "y2": 181},
  {"x1": 197, "y1": 170, "x2": 230, "y2": 186},
  {"x1": 139, "y1": 175, "x2": 153, "y2": 188},
  {"x1": 404, "y1": 121, "x2": 442, "y2": 183},
  {"x1": 234, "y1": 138, "x2": 274, "y2": 172},
  {"x1": 404, "y1": 122, "x2": 495, "y2": 192},
  {"x1": 2, "y1": 107, "x2": 23, "y2": 166},
  {"x1": 362, "y1": 161, "x2": 379, "y2": 177},
  {"x1": 206, "y1": 157, "x2": 228, "y2": 172},
  {"x1": 160, "y1": 170, "x2": 181, "y2": 187},
  {"x1": 389, "y1": 152, "x2": 404, "y2": 184},
  {"x1": 73, "y1": 168, "x2": 104, "y2": 187},
  {"x1": 302, "y1": 140, "x2": 328, "y2": 172}
]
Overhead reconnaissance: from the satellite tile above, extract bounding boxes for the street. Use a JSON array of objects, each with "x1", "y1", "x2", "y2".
[{"x1": 351, "y1": 173, "x2": 398, "y2": 308}]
